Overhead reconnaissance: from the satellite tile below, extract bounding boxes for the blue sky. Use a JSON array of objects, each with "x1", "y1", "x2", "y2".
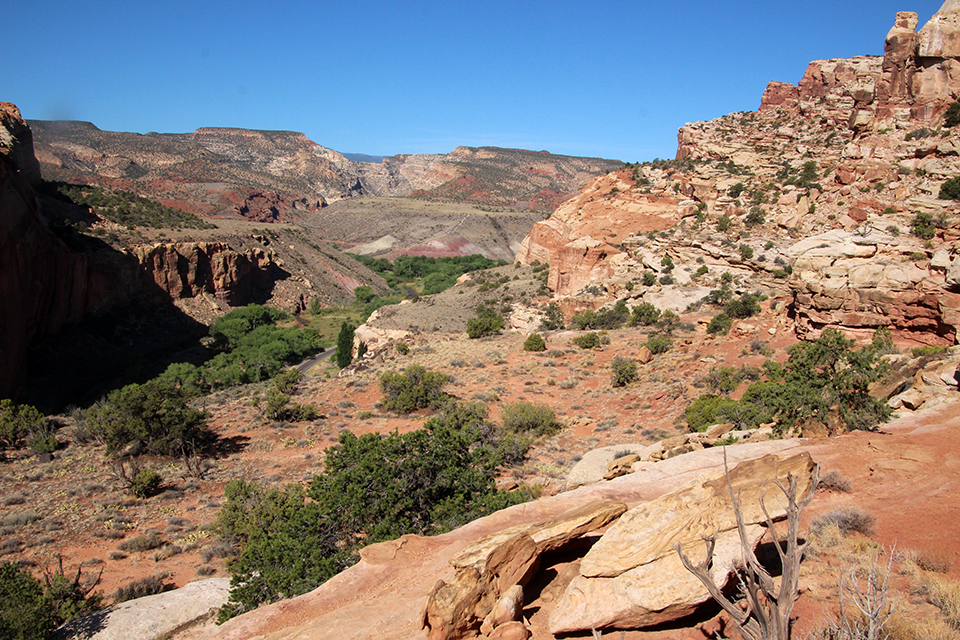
[{"x1": 7, "y1": 1, "x2": 942, "y2": 161}]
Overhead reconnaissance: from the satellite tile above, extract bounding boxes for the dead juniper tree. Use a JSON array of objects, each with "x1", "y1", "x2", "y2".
[
  {"x1": 675, "y1": 453, "x2": 820, "y2": 640},
  {"x1": 822, "y1": 546, "x2": 897, "y2": 640}
]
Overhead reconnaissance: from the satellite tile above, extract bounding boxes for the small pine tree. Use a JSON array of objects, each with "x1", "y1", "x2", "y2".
[{"x1": 336, "y1": 323, "x2": 355, "y2": 368}]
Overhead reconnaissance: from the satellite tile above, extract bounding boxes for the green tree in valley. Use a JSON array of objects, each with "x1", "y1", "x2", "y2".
[{"x1": 336, "y1": 322, "x2": 356, "y2": 368}]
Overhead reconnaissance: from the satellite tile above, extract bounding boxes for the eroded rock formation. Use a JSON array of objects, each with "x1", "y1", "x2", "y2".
[
  {"x1": 549, "y1": 453, "x2": 818, "y2": 634},
  {"x1": 136, "y1": 242, "x2": 283, "y2": 305},
  {"x1": 516, "y1": 6, "x2": 960, "y2": 345}
]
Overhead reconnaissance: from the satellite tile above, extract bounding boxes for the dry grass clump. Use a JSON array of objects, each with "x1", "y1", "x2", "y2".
[
  {"x1": 889, "y1": 616, "x2": 960, "y2": 640},
  {"x1": 812, "y1": 506, "x2": 875, "y2": 538},
  {"x1": 112, "y1": 573, "x2": 172, "y2": 604},
  {"x1": 916, "y1": 574, "x2": 960, "y2": 630},
  {"x1": 117, "y1": 532, "x2": 164, "y2": 553},
  {"x1": 2, "y1": 510, "x2": 40, "y2": 527},
  {"x1": 908, "y1": 548, "x2": 954, "y2": 574},
  {"x1": 819, "y1": 469, "x2": 853, "y2": 493}
]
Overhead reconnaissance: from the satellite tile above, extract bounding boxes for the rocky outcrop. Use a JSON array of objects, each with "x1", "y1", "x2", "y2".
[
  {"x1": 757, "y1": 3, "x2": 960, "y2": 124},
  {"x1": 787, "y1": 230, "x2": 960, "y2": 344},
  {"x1": 0, "y1": 104, "x2": 141, "y2": 398},
  {"x1": 549, "y1": 453, "x2": 818, "y2": 634},
  {"x1": 515, "y1": 172, "x2": 679, "y2": 296},
  {"x1": 423, "y1": 499, "x2": 627, "y2": 640},
  {"x1": 202, "y1": 440, "x2": 806, "y2": 640},
  {"x1": 53, "y1": 578, "x2": 230, "y2": 640},
  {"x1": 135, "y1": 242, "x2": 283, "y2": 305},
  {"x1": 0, "y1": 103, "x2": 41, "y2": 187}
]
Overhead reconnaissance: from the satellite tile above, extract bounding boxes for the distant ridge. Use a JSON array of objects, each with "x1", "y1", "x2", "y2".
[{"x1": 342, "y1": 153, "x2": 388, "y2": 163}]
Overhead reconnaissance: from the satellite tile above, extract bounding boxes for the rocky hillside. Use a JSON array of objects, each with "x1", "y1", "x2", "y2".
[
  {"x1": 518, "y1": 5, "x2": 960, "y2": 347},
  {"x1": 1, "y1": 104, "x2": 391, "y2": 406},
  {"x1": 29, "y1": 121, "x2": 621, "y2": 221}
]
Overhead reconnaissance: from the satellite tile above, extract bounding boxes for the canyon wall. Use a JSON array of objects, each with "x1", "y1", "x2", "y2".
[
  {"x1": 0, "y1": 104, "x2": 295, "y2": 399},
  {"x1": 516, "y1": 5, "x2": 960, "y2": 344}
]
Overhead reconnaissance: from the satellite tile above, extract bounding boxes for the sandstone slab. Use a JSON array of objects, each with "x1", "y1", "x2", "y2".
[
  {"x1": 548, "y1": 453, "x2": 817, "y2": 634},
  {"x1": 54, "y1": 578, "x2": 230, "y2": 640}
]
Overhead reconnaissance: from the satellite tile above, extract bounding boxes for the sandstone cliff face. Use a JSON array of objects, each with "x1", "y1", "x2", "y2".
[
  {"x1": 136, "y1": 242, "x2": 283, "y2": 306},
  {"x1": 0, "y1": 106, "x2": 306, "y2": 399},
  {"x1": 515, "y1": 173, "x2": 680, "y2": 297},
  {"x1": 0, "y1": 104, "x2": 141, "y2": 398}
]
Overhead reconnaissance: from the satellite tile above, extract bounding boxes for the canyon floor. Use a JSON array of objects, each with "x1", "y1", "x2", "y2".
[{"x1": 2, "y1": 296, "x2": 958, "y2": 639}]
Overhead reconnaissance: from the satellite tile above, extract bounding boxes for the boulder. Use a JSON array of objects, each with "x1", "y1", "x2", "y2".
[
  {"x1": 452, "y1": 499, "x2": 627, "y2": 571},
  {"x1": 604, "y1": 454, "x2": 642, "y2": 480},
  {"x1": 566, "y1": 444, "x2": 660, "y2": 487},
  {"x1": 549, "y1": 453, "x2": 817, "y2": 634},
  {"x1": 480, "y1": 585, "x2": 524, "y2": 635},
  {"x1": 486, "y1": 621, "x2": 530, "y2": 640},
  {"x1": 53, "y1": 578, "x2": 230, "y2": 640},
  {"x1": 427, "y1": 500, "x2": 627, "y2": 639}
]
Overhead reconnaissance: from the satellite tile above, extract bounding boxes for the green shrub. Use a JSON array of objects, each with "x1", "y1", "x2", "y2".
[
  {"x1": 0, "y1": 562, "x2": 57, "y2": 639},
  {"x1": 911, "y1": 345, "x2": 946, "y2": 358},
  {"x1": 572, "y1": 332, "x2": 601, "y2": 349},
  {"x1": 717, "y1": 215, "x2": 731, "y2": 232},
  {"x1": 538, "y1": 303, "x2": 564, "y2": 331},
  {"x1": 611, "y1": 356, "x2": 638, "y2": 387},
  {"x1": 739, "y1": 244, "x2": 754, "y2": 260},
  {"x1": 945, "y1": 101, "x2": 960, "y2": 127},
  {"x1": 685, "y1": 327, "x2": 892, "y2": 434},
  {"x1": 910, "y1": 212, "x2": 938, "y2": 238},
  {"x1": 728, "y1": 182, "x2": 746, "y2": 198},
  {"x1": 395, "y1": 342, "x2": 410, "y2": 355},
  {"x1": 85, "y1": 379, "x2": 212, "y2": 456},
  {"x1": 642, "y1": 270, "x2": 657, "y2": 286},
  {"x1": 130, "y1": 469, "x2": 162, "y2": 498},
  {"x1": 724, "y1": 293, "x2": 763, "y2": 319},
  {"x1": 466, "y1": 304, "x2": 505, "y2": 339},
  {"x1": 630, "y1": 302, "x2": 661, "y2": 326},
  {"x1": 272, "y1": 369, "x2": 302, "y2": 395},
  {"x1": 939, "y1": 177, "x2": 960, "y2": 201},
  {"x1": 500, "y1": 401, "x2": 561, "y2": 438},
  {"x1": 217, "y1": 400, "x2": 533, "y2": 621},
  {"x1": 693, "y1": 265, "x2": 709, "y2": 279},
  {"x1": 523, "y1": 333, "x2": 546, "y2": 352},
  {"x1": 645, "y1": 335, "x2": 673, "y2": 355},
  {"x1": 702, "y1": 366, "x2": 745, "y2": 395},
  {"x1": 570, "y1": 300, "x2": 629, "y2": 330},
  {"x1": 707, "y1": 313, "x2": 733, "y2": 335},
  {"x1": 684, "y1": 395, "x2": 741, "y2": 432},
  {"x1": 165, "y1": 305, "x2": 320, "y2": 391},
  {"x1": 379, "y1": 365, "x2": 452, "y2": 414},
  {"x1": 0, "y1": 400, "x2": 49, "y2": 451},
  {"x1": 353, "y1": 285, "x2": 375, "y2": 304}
]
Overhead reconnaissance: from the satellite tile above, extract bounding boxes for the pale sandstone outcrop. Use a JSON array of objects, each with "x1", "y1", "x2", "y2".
[
  {"x1": 787, "y1": 230, "x2": 959, "y2": 344},
  {"x1": 423, "y1": 500, "x2": 627, "y2": 640},
  {"x1": 54, "y1": 578, "x2": 230, "y2": 640},
  {"x1": 549, "y1": 453, "x2": 817, "y2": 634}
]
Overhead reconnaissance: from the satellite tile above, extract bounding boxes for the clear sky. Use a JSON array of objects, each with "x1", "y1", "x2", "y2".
[{"x1": 6, "y1": 1, "x2": 943, "y2": 161}]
